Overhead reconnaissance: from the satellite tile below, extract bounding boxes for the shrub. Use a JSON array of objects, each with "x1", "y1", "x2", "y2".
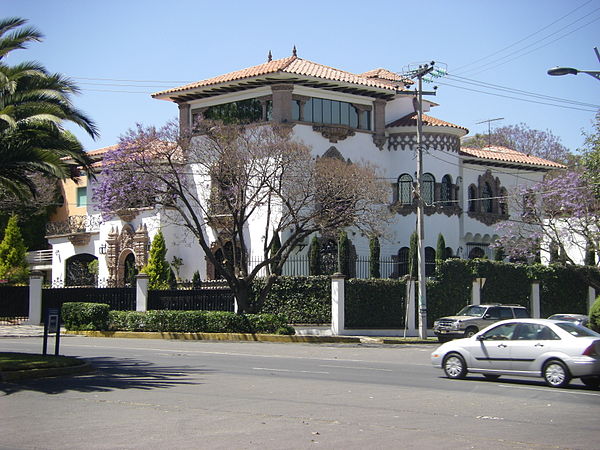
[
  {"x1": 62, "y1": 302, "x2": 110, "y2": 331},
  {"x1": 345, "y1": 278, "x2": 406, "y2": 328},
  {"x1": 105, "y1": 310, "x2": 293, "y2": 334},
  {"x1": 589, "y1": 295, "x2": 600, "y2": 333}
]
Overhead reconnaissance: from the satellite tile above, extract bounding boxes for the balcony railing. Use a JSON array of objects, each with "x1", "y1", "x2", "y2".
[
  {"x1": 46, "y1": 215, "x2": 101, "y2": 237},
  {"x1": 26, "y1": 249, "x2": 53, "y2": 265}
]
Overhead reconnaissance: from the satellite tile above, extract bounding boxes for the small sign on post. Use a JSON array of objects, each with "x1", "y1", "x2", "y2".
[{"x1": 42, "y1": 307, "x2": 61, "y2": 356}]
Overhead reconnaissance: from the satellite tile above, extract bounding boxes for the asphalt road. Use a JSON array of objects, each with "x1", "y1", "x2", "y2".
[{"x1": 2, "y1": 335, "x2": 599, "y2": 449}]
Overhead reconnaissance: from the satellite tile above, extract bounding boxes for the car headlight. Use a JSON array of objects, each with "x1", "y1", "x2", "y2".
[
  {"x1": 451, "y1": 321, "x2": 461, "y2": 330},
  {"x1": 434, "y1": 321, "x2": 439, "y2": 327}
]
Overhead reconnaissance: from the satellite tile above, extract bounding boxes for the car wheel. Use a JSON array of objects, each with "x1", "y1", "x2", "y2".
[
  {"x1": 580, "y1": 376, "x2": 600, "y2": 389},
  {"x1": 443, "y1": 353, "x2": 467, "y2": 379},
  {"x1": 464, "y1": 327, "x2": 478, "y2": 338},
  {"x1": 543, "y1": 360, "x2": 571, "y2": 388},
  {"x1": 483, "y1": 374, "x2": 501, "y2": 381}
]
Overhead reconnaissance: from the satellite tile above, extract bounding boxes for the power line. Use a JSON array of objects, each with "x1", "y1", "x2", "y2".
[
  {"x1": 434, "y1": 80, "x2": 597, "y2": 112},
  {"x1": 459, "y1": 13, "x2": 600, "y2": 77},
  {"x1": 452, "y1": 0, "x2": 596, "y2": 73},
  {"x1": 446, "y1": 74, "x2": 600, "y2": 109}
]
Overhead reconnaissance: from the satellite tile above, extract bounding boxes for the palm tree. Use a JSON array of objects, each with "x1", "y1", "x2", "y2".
[{"x1": 0, "y1": 17, "x2": 98, "y2": 198}]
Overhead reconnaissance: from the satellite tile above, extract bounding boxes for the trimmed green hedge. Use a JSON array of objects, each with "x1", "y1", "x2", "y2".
[
  {"x1": 251, "y1": 276, "x2": 330, "y2": 324},
  {"x1": 472, "y1": 260, "x2": 530, "y2": 307},
  {"x1": 62, "y1": 303, "x2": 294, "y2": 335},
  {"x1": 62, "y1": 302, "x2": 110, "y2": 331},
  {"x1": 345, "y1": 279, "x2": 406, "y2": 328}
]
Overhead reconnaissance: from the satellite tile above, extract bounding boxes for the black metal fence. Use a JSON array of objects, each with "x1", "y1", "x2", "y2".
[
  {"x1": 148, "y1": 289, "x2": 235, "y2": 312},
  {"x1": 42, "y1": 287, "x2": 136, "y2": 312},
  {"x1": 0, "y1": 286, "x2": 29, "y2": 324}
]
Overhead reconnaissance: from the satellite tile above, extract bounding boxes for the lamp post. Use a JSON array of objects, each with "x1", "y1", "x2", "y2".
[{"x1": 547, "y1": 47, "x2": 600, "y2": 81}]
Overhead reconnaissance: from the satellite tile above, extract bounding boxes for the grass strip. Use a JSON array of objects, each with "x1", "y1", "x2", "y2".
[{"x1": 0, "y1": 352, "x2": 83, "y2": 372}]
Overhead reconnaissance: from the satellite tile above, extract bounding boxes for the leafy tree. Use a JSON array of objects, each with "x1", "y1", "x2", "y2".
[
  {"x1": 309, "y1": 236, "x2": 320, "y2": 276},
  {"x1": 96, "y1": 121, "x2": 390, "y2": 312},
  {"x1": 0, "y1": 17, "x2": 97, "y2": 199},
  {"x1": 369, "y1": 235, "x2": 380, "y2": 278},
  {"x1": 0, "y1": 214, "x2": 28, "y2": 283},
  {"x1": 581, "y1": 111, "x2": 600, "y2": 198},
  {"x1": 463, "y1": 122, "x2": 572, "y2": 164},
  {"x1": 435, "y1": 233, "x2": 446, "y2": 272},
  {"x1": 143, "y1": 230, "x2": 170, "y2": 290}
]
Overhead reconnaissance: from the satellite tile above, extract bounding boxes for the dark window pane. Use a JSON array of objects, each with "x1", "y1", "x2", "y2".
[
  {"x1": 349, "y1": 106, "x2": 358, "y2": 128},
  {"x1": 304, "y1": 99, "x2": 313, "y2": 122},
  {"x1": 331, "y1": 101, "x2": 341, "y2": 124},
  {"x1": 323, "y1": 99, "x2": 332, "y2": 124},
  {"x1": 340, "y1": 102, "x2": 349, "y2": 125},
  {"x1": 313, "y1": 98, "x2": 322, "y2": 123},
  {"x1": 292, "y1": 100, "x2": 300, "y2": 121}
]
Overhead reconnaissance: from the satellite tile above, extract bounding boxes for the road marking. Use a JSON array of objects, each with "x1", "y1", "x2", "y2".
[
  {"x1": 498, "y1": 384, "x2": 600, "y2": 397},
  {"x1": 253, "y1": 367, "x2": 330, "y2": 375},
  {"x1": 319, "y1": 364, "x2": 393, "y2": 372}
]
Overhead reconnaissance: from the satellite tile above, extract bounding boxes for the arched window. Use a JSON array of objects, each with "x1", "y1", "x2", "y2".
[
  {"x1": 422, "y1": 173, "x2": 435, "y2": 205},
  {"x1": 397, "y1": 247, "x2": 409, "y2": 276},
  {"x1": 469, "y1": 247, "x2": 485, "y2": 259},
  {"x1": 398, "y1": 174, "x2": 413, "y2": 205},
  {"x1": 482, "y1": 182, "x2": 493, "y2": 213},
  {"x1": 468, "y1": 185, "x2": 477, "y2": 212},
  {"x1": 441, "y1": 175, "x2": 452, "y2": 206},
  {"x1": 499, "y1": 188, "x2": 508, "y2": 215},
  {"x1": 425, "y1": 246, "x2": 436, "y2": 276}
]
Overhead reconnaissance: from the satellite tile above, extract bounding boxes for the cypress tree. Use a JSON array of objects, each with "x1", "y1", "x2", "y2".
[
  {"x1": 144, "y1": 230, "x2": 170, "y2": 289},
  {"x1": 369, "y1": 235, "x2": 380, "y2": 278},
  {"x1": 435, "y1": 233, "x2": 446, "y2": 273},
  {"x1": 494, "y1": 245, "x2": 506, "y2": 261},
  {"x1": 338, "y1": 231, "x2": 349, "y2": 275},
  {"x1": 0, "y1": 215, "x2": 29, "y2": 283},
  {"x1": 269, "y1": 231, "x2": 282, "y2": 275},
  {"x1": 309, "y1": 236, "x2": 320, "y2": 275}
]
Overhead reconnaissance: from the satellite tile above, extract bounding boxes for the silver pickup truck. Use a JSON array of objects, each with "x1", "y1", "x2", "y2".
[{"x1": 433, "y1": 304, "x2": 530, "y2": 341}]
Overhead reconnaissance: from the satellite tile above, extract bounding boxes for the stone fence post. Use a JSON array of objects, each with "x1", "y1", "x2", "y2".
[
  {"x1": 27, "y1": 271, "x2": 43, "y2": 325},
  {"x1": 471, "y1": 278, "x2": 484, "y2": 305},
  {"x1": 589, "y1": 286, "x2": 597, "y2": 312},
  {"x1": 406, "y1": 278, "x2": 416, "y2": 335},
  {"x1": 136, "y1": 273, "x2": 149, "y2": 312},
  {"x1": 331, "y1": 273, "x2": 346, "y2": 336},
  {"x1": 530, "y1": 280, "x2": 540, "y2": 318}
]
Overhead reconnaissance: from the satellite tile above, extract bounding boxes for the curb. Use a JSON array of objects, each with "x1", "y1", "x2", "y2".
[
  {"x1": 64, "y1": 330, "x2": 438, "y2": 345},
  {"x1": 1, "y1": 361, "x2": 93, "y2": 382}
]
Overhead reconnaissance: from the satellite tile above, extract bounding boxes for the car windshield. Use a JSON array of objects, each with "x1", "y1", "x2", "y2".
[
  {"x1": 457, "y1": 305, "x2": 486, "y2": 317},
  {"x1": 555, "y1": 322, "x2": 600, "y2": 337}
]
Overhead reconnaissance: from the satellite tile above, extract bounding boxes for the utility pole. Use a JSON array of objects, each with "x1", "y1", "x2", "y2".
[{"x1": 410, "y1": 62, "x2": 436, "y2": 339}]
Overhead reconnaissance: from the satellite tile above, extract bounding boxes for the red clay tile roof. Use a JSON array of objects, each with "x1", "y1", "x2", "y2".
[
  {"x1": 460, "y1": 146, "x2": 566, "y2": 169},
  {"x1": 153, "y1": 56, "x2": 409, "y2": 98},
  {"x1": 387, "y1": 112, "x2": 468, "y2": 132},
  {"x1": 360, "y1": 68, "x2": 413, "y2": 85}
]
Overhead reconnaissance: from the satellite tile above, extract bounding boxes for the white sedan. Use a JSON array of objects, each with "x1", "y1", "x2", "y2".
[{"x1": 431, "y1": 318, "x2": 600, "y2": 388}]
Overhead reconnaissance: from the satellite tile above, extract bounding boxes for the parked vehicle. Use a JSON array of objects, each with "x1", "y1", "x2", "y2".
[
  {"x1": 433, "y1": 304, "x2": 530, "y2": 341},
  {"x1": 548, "y1": 314, "x2": 589, "y2": 328},
  {"x1": 431, "y1": 318, "x2": 600, "y2": 388}
]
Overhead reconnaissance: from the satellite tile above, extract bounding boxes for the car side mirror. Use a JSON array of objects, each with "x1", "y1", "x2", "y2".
[
  {"x1": 476, "y1": 335, "x2": 485, "y2": 341},
  {"x1": 484, "y1": 314, "x2": 491, "y2": 319}
]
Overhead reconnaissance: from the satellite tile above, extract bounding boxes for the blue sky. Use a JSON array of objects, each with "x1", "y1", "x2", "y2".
[{"x1": 5, "y1": 0, "x2": 599, "y2": 155}]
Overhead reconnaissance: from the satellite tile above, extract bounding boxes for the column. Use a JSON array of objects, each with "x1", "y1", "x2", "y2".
[
  {"x1": 406, "y1": 278, "x2": 416, "y2": 335},
  {"x1": 27, "y1": 271, "x2": 44, "y2": 325},
  {"x1": 530, "y1": 280, "x2": 540, "y2": 318},
  {"x1": 331, "y1": 273, "x2": 346, "y2": 335},
  {"x1": 271, "y1": 84, "x2": 293, "y2": 123},
  {"x1": 471, "y1": 279, "x2": 481, "y2": 305},
  {"x1": 136, "y1": 273, "x2": 149, "y2": 312}
]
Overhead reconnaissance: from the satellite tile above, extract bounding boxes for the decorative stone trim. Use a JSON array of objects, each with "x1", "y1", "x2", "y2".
[
  {"x1": 467, "y1": 211, "x2": 509, "y2": 226},
  {"x1": 390, "y1": 201, "x2": 462, "y2": 217},
  {"x1": 388, "y1": 133, "x2": 461, "y2": 152},
  {"x1": 116, "y1": 209, "x2": 140, "y2": 222},
  {"x1": 67, "y1": 233, "x2": 92, "y2": 246},
  {"x1": 312, "y1": 125, "x2": 356, "y2": 143},
  {"x1": 106, "y1": 224, "x2": 149, "y2": 287}
]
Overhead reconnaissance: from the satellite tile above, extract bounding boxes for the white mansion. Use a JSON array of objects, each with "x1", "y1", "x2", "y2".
[{"x1": 46, "y1": 52, "x2": 564, "y2": 286}]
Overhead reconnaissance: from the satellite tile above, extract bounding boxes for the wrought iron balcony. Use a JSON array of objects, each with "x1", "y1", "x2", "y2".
[{"x1": 46, "y1": 215, "x2": 101, "y2": 237}]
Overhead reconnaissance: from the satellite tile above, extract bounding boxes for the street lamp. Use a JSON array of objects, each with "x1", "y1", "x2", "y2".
[
  {"x1": 547, "y1": 66, "x2": 600, "y2": 81},
  {"x1": 547, "y1": 47, "x2": 600, "y2": 81}
]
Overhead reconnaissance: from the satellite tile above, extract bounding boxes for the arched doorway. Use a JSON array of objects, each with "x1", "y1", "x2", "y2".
[{"x1": 65, "y1": 253, "x2": 98, "y2": 286}]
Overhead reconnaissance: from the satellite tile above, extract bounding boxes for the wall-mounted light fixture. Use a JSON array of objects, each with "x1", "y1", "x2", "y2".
[{"x1": 99, "y1": 243, "x2": 107, "y2": 255}]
